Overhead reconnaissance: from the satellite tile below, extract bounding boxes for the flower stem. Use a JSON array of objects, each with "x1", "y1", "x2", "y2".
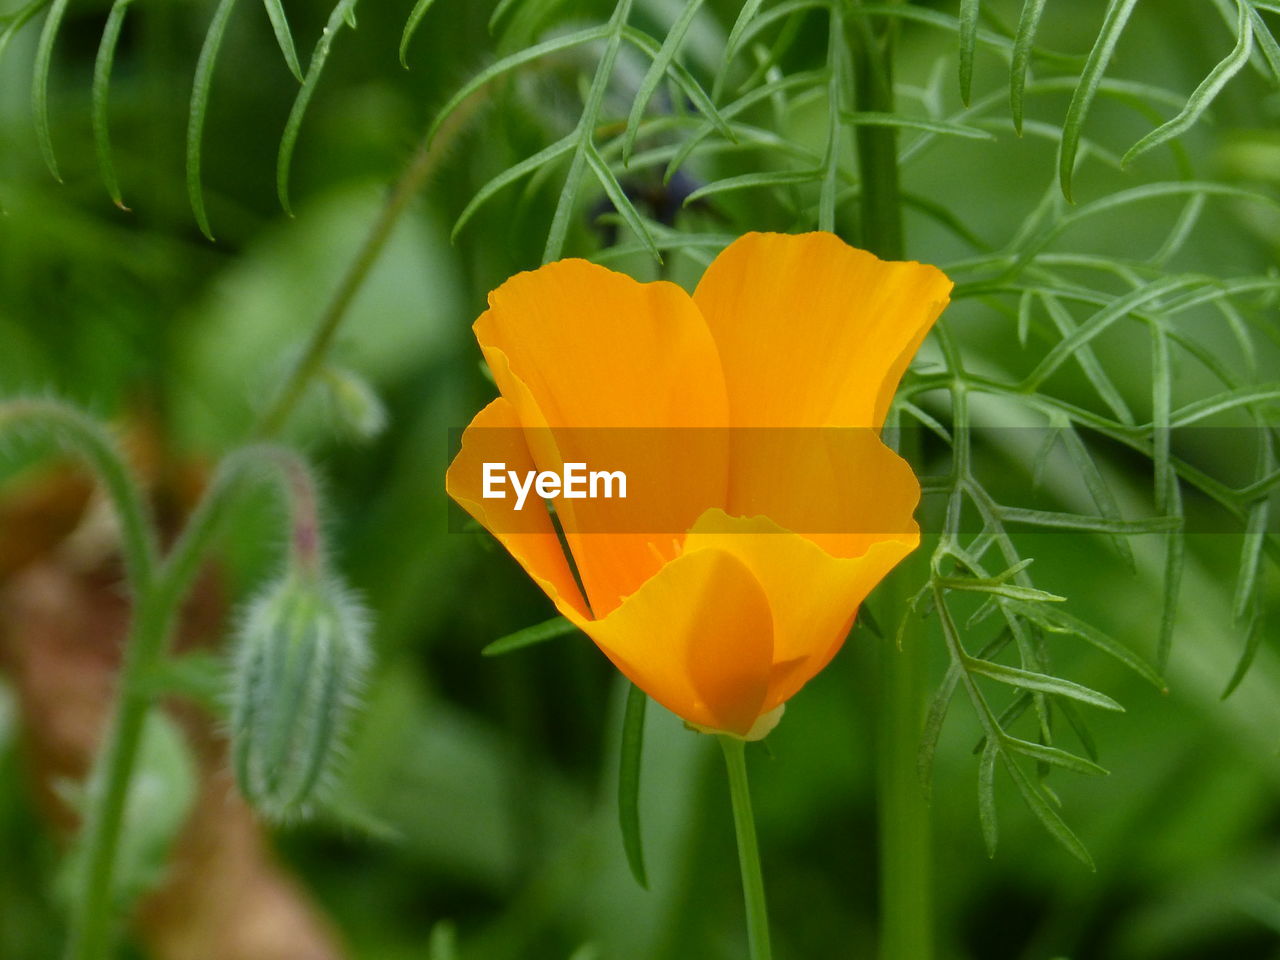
[
  {"x1": 876, "y1": 598, "x2": 933, "y2": 960},
  {"x1": 253, "y1": 95, "x2": 482, "y2": 440},
  {"x1": 65, "y1": 445, "x2": 322, "y2": 960},
  {"x1": 848, "y1": 3, "x2": 934, "y2": 957},
  {"x1": 718, "y1": 736, "x2": 773, "y2": 960}
]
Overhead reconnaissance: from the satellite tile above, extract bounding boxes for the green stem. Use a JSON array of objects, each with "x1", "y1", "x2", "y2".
[
  {"x1": 848, "y1": 4, "x2": 932, "y2": 958},
  {"x1": 718, "y1": 736, "x2": 773, "y2": 960},
  {"x1": 876, "y1": 583, "x2": 933, "y2": 960},
  {"x1": 65, "y1": 444, "x2": 322, "y2": 960},
  {"x1": 254, "y1": 97, "x2": 481, "y2": 438},
  {"x1": 850, "y1": 1, "x2": 904, "y2": 260},
  {"x1": 0, "y1": 400, "x2": 158, "y2": 591}
]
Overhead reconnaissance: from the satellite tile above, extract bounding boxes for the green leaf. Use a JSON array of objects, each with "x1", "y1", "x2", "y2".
[
  {"x1": 278, "y1": 0, "x2": 360, "y2": 216},
  {"x1": 262, "y1": 0, "x2": 304, "y2": 81},
  {"x1": 937, "y1": 577, "x2": 1066, "y2": 603},
  {"x1": 1040, "y1": 293, "x2": 1134, "y2": 425},
  {"x1": 1023, "y1": 276, "x2": 1197, "y2": 390},
  {"x1": 919, "y1": 664, "x2": 963, "y2": 796},
  {"x1": 663, "y1": 69, "x2": 825, "y2": 182},
  {"x1": 1248, "y1": 5, "x2": 1280, "y2": 82},
  {"x1": 618, "y1": 683, "x2": 648, "y2": 889},
  {"x1": 1151, "y1": 326, "x2": 1173, "y2": 513},
  {"x1": 978, "y1": 738, "x2": 999, "y2": 857},
  {"x1": 1002, "y1": 753, "x2": 1095, "y2": 868},
  {"x1": 1169, "y1": 385, "x2": 1280, "y2": 427},
  {"x1": 958, "y1": 0, "x2": 979, "y2": 105},
  {"x1": 1009, "y1": 603, "x2": 1166, "y2": 691},
  {"x1": 92, "y1": 0, "x2": 136, "y2": 209},
  {"x1": 998, "y1": 506, "x2": 1181, "y2": 535},
  {"x1": 453, "y1": 134, "x2": 576, "y2": 240},
  {"x1": 1222, "y1": 607, "x2": 1266, "y2": 698},
  {"x1": 715, "y1": 0, "x2": 767, "y2": 96},
  {"x1": 683, "y1": 168, "x2": 817, "y2": 204},
  {"x1": 484, "y1": 0, "x2": 517, "y2": 31},
  {"x1": 1057, "y1": 698, "x2": 1100, "y2": 762},
  {"x1": 1002, "y1": 735, "x2": 1109, "y2": 777},
  {"x1": 544, "y1": 0, "x2": 635, "y2": 263},
  {"x1": 187, "y1": 0, "x2": 242, "y2": 240},
  {"x1": 31, "y1": 0, "x2": 72, "y2": 181},
  {"x1": 399, "y1": 0, "x2": 442, "y2": 68},
  {"x1": 1157, "y1": 478, "x2": 1184, "y2": 672},
  {"x1": 0, "y1": 0, "x2": 51, "y2": 70},
  {"x1": 427, "y1": 25, "x2": 612, "y2": 143},
  {"x1": 481, "y1": 616, "x2": 578, "y2": 657},
  {"x1": 1123, "y1": 0, "x2": 1252, "y2": 166},
  {"x1": 1057, "y1": 419, "x2": 1138, "y2": 569},
  {"x1": 1010, "y1": 0, "x2": 1048, "y2": 133},
  {"x1": 976, "y1": 692, "x2": 1033, "y2": 753},
  {"x1": 964, "y1": 658, "x2": 1125, "y2": 712},
  {"x1": 1058, "y1": 0, "x2": 1140, "y2": 201},
  {"x1": 841, "y1": 111, "x2": 995, "y2": 140},
  {"x1": 1233, "y1": 447, "x2": 1272, "y2": 625},
  {"x1": 585, "y1": 142, "x2": 660, "y2": 261},
  {"x1": 622, "y1": 0, "x2": 705, "y2": 163},
  {"x1": 621, "y1": 27, "x2": 735, "y2": 152}
]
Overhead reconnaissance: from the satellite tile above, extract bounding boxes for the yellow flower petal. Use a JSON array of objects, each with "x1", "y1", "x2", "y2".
[
  {"x1": 570, "y1": 547, "x2": 774, "y2": 736},
  {"x1": 724, "y1": 422, "x2": 922, "y2": 561},
  {"x1": 475, "y1": 259, "x2": 731, "y2": 614},
  {"x1": 693, "y1": 232, "x2": 952, "y2": 429},
  {"x1": 686, "y1": 509, "x2": 917, "y2": 710},
  {"x1": 445, "y1": 397, "x2": 590, "y2": 621}
]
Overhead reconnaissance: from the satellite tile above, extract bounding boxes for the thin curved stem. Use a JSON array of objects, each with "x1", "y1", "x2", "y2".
[
  {"x1": 718, "y1": 736, "x2": 773, "y2": 960},
  {"x1": 66, "y1": 444, "x2": 323, "y2": 960},
  {"x1": 0, "y1": 399, "x2": 158, "y2": 590},
  {"x1": 254, "y1": 96, "x2": 482, "y2": 439}
]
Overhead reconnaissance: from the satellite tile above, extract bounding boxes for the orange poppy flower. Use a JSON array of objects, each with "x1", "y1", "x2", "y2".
[{"x1": 448, "y1": 232, "x2": 952, "y2": 739}]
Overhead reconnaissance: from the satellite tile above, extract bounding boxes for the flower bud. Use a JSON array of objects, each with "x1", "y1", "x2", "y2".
[
  {"x1": 323, "y1": 366, "x2": 387, "y2": 441},
  {"x1": 229, "y1": 569, "x2": 370, "y2": 821}
]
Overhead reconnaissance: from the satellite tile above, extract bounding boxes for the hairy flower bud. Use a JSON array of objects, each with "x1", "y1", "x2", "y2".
[{"x1": 229, "y1": 569, "x2": 370, "y2": 821}]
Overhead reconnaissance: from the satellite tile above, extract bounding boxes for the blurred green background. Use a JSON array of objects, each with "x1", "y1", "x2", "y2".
[{"x1": 1, "y1": 0, "x2": 1279, "y2": 958}]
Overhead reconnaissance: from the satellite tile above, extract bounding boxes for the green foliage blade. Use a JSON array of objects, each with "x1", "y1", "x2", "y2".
[
  {"x1": 964, "y1": 658, "x2": 1124, "y2": 712},
  {"x1": 621, "y1": 27, "x2": 735, "y2": 150},
  {"x1": 400, "y1": 0, "x2": 442, "y2": 68},
  {"x1": 262, "y1": 0, "x2": 304, "y2": 81},
  {"x1": 1123, "y1": 1, "x2": 1252, "y2": 166},
  {"x1": 958, "y1": 0, "x2": 979, "y2": 105},
  {"x1": 1058, "y1": 0, "x2": 1140, "y2": 201},
  {"x1": 1002, "y1": 754, "x2": 1095, "y2": 868},
  {"x1": 481, "y1": 616, "x2": 578, "y2": 657},
  {"x1": 1010, "y1": 603, "x2": 1165, "y2": 691},
  {"x1": 618, "y1": 683, "x2": 649, "y2": 889},
  {"x1": 428, "y1": 26, "x2": 612, "y2": 143},
  {"x1": 32, "y1": 0, "x2": 72, "y2": 181},
  {"x1": 1011, "y1": 0, "x2": 1048, "y2": 133},
  {"x1": 622, "y1": 0, "x2": 705, "y2": 163},
  {"x1": 454, "y1": 134, "x2": 576, "y2": 240},
  {"x1": 715, "y1": 0, "x2": 766, "y2": 96},
  {"x1": 1002, "y1": 735, "x2": 1109, "y2": 777},
  {"x1": 187, "y1": 0, "x2": 242, "y2": 241},
  {"x1": 1157, "y1": 479, "x2": 1184, "y2": 671},
  {"x1": 842, "y1": 111, "x2": 995, "y2": 140},
  {"x1": 278, "y1": 0, "x2": 360, "y2": 217},
  {"x1": 978, "y1": 738, "x2": 999, "y2": 857},
  {"x1": 585, "y1": 143, "x2": 660, "y2": 260},
  {"x1": 93, "y1": 0, "x2": 135, "y2": 209}
]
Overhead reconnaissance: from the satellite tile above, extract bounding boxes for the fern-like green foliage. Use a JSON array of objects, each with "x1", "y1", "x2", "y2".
[
  {"x1": 431, "y1": 0, "x2": 1280, "y2": 864},
  {"x1": 6, "y1": 0, "x2": 1278, "y2": 868}
]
